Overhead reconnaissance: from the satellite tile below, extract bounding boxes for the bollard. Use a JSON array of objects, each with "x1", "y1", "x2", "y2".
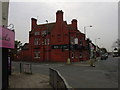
[
  {"x1": 89, "y1": 59, "x2": 95, "y2": 67},
  {"x1": 20, "y1": 63, "x2": 22, "y2": 73},
  {"x1": 67, "y1": 58, "x2": 71, "y2": 64}
]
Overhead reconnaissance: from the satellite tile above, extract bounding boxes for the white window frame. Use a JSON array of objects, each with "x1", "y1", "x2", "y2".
[
  {"x1": 34, "y1": 38, "x2": 40, "y2": 45},
  {"x1": 74, "y1": 38, "x2": 78, "y2": 44},
  {"x1": 34, "y1": 51, "x2": 40, "y2": 58}
]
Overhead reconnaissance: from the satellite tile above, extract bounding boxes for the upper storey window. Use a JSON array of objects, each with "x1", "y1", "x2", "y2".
[
  {"x1": 41, "y1": 30, "x2": 47, "y2": 37},
  {"x1": 74, "y1": 38, "x2": 78, "y2": 44},
  {"x1": 34, "y1": 31, "x2": 40, "y2": 35},
  {"x1": 70, "y1": 37, "x2": 78, "y2": 44},
  {"x1": 34, "y1": 38, "x2": 40, "y2": 45},
  {"x1": 70, "y1": 37, "x2": 74, "y2": 44}
]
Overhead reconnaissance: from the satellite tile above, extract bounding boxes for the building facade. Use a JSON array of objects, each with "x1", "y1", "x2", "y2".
[{"x1": 18, "y1": 10, "x2": 90, "y2": 62}]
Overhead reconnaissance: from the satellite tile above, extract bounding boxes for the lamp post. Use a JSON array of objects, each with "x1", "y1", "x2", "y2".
[
  {"x1": 67, "y1": 31, "x2": 71, "y2": 64},
  {"x1": 46, "y1": 20, "x2": 49, "y2": 61},
  {"x1": 84, "y1": 25, "x2": 92, "y2": 39},
  {"x1": 95, "y1": 38, "x2": 100, "y2": 45},
  {"x1": 95, "y1": 38, "x2": 100, "y2": 60}
]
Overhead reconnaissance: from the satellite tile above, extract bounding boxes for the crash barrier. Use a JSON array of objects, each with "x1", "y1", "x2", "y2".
[{"x1": 49, "y1": 68, "x2": 73, "y2": 90}]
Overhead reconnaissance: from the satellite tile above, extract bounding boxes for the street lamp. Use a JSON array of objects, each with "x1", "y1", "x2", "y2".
[
  {"x1": 95, "y1": 38, "x2": 100, "y2": 45},
  {"x1": 84, "y1": 25, "x2": 92, "y2": 39},
  {"x1": 95, "y1": 38, "x2": 100, "y2": 60},
  {"x1": 46, "y1": 20, "x2": 49, "y2": 61},
  {"x1": 67, "y1": 31, "x2": 71, "y2": 64}
]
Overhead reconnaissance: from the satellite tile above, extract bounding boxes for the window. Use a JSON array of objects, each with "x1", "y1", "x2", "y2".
[
  {"x1": 43, "y1": 38, "x2": 50, "y2": 45},
  {"x1": 70, "y1": 37, "x2": 74, "y2": 44},
  {"x1": 74, "y1": 38, "x2": 78, "y2": 44},
  {"x1": 80, "y1": 40, "x2": 83, "y2": 46},
  {"x1": 34, "y1": 38, "x2": 40, "y2": 45},
  {"x1": 34, "y1": 31, "x2": 40, "y2": 35},
  {"x1": 71, "y1": 53, "x2": 74, "y2": 59},
  {"x1": 34, "y1": 51, "x2": 40, "y2": 58},
  {"x1": 48, "y1": 39, "x2": 50, "y2": 45},
  {"x1": 41, "y1": 30, "x2": 47, "y2": 37},
  {"x1": 44, "y1": 39, "x2": 47, "y2": 45},
  {"x1": 80, "y1": 53, "x2": 82, "y2": 58}
]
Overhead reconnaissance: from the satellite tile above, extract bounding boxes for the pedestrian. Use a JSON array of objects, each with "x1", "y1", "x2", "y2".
[{"x1": 90, "y1": 50, "x2": 96, "y2": 67}]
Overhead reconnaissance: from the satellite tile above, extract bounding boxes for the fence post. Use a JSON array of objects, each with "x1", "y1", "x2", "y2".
[{"x1": 20, "y1": 62, "x2": 21, "y2": 73}]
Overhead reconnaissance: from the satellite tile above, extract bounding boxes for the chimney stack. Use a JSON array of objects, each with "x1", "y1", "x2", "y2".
[
  {"x1": 56, "y1": 10, "x2": 63, "y2": 23},
  {"x1": 31, "y1": 18, "x2": 37, "y2": 30},
  {"x1": 71, "y1": 19, "x2": 77, "y2": 30}
]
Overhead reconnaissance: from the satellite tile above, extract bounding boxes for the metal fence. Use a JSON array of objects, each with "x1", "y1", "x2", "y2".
[
  {"x1": 49, "y1": 68, "x2": 73, "y2": 90},
  {"x1": 12, "y1": 62, "x2": 32, "y2": 74}
]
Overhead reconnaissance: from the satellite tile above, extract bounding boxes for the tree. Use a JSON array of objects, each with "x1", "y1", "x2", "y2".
[
  {"x1": 100, "y1": 48, "x2": 107, "y2": 54},
  {"x1": 112, "y1": 39, "x2": 120, "y2": 49},
  {"x1": 15, "y1": 40, "x2": 22, "y2": 52},
  {"x1": 15, "y1": 40, "x2": 22, "y2": 48},
  {"x1": 10, "y1": 40, "x2": 22, "y2": 61}
]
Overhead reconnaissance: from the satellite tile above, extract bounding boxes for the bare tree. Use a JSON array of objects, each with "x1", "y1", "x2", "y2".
[{"x1": 112, "y1": 39, "x2": 120, "y2": 49}]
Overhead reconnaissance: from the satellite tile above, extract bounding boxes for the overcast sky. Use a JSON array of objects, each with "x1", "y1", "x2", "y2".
[{"x1": 8, "y1": 0, "x2": 118, "y2": 52}]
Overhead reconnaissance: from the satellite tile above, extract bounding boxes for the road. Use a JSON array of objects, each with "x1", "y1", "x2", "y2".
[
  {"x1": 55, "y1": 56, "x2": 118, "y2": 88},
  {"x1": 12, "y1": 56, "x2": 118, "y2": 88}
]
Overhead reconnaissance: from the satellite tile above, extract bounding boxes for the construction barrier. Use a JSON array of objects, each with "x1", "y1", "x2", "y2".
[{"x1": 49, "y1": 68, "x2": 73, "y2": 90}]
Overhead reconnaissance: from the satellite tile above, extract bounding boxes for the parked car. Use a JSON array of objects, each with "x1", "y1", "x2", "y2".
[
  {"x1": 113, "y1": 51, "x2": 118, "y2": 57},
  {"x1": 101, "y1": 53, "x2": 108, "y2": 60}
]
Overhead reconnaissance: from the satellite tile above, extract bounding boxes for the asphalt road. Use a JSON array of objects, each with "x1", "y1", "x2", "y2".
[
  {"x1": 55, "y1": 56, "x2": 118, "y2": 88},
  {"x1": 12, "y1": 55, "x2": 119, "y2": 88}
]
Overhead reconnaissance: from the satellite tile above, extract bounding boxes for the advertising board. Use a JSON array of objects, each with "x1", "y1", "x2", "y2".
[{"x1": 0, "y1": 26, "x2": 15, "y2": 48}]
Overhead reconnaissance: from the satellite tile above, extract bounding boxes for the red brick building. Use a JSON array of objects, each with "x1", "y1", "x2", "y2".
[{"x1": 18, "y1": 10, "x2": 90, "y2": 62}]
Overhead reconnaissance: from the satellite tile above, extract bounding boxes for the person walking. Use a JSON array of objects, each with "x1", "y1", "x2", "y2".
[{"x1": 89, "y1": 50, "x2": 96, "y2": 67}]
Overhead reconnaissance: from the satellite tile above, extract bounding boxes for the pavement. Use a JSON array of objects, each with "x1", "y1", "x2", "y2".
[
  {"x1": 9, "y1": 72, "x2": 53, "y2": 88},
  {"x1": 9, "y1": 57, "x2": 101, "y2": 89}
]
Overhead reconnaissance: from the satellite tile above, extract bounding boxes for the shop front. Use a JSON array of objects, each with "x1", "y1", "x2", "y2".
[{"x1": 0, "y1": 26, "x2": 15, "y2": 89}]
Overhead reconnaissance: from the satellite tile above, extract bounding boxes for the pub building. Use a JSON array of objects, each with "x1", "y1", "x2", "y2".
[{"x1": 17, "y1": 10, "x2": 90, "y2": 62}]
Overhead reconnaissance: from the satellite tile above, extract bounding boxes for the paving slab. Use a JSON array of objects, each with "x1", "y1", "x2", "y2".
[{"x1": 9, "y1": 72, "x2": 53, "y2": 88}]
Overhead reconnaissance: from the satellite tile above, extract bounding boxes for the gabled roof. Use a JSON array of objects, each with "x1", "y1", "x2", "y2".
[
  {"x1": 67, "y1": 24, "x2": 73, "y2": 30},
  {"x1": 38, "y1": 22, "x2": 56, "y2": 32},
  {"x1": 22, "y1": 43, "x2": 29, "y2": 50}
]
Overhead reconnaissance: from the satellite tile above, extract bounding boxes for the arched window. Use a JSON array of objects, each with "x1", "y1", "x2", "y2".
[{"x1": 74, "y1": 38, "x2": 78, "y2": 44}]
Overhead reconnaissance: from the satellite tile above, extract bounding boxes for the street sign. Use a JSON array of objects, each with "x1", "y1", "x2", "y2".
[{"x1": 52, "y1": 44, "x2": 69, "y2": 49}]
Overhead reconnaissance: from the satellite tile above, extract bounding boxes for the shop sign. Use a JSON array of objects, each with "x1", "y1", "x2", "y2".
[{"x1": 0, "y1": 26, "x2": 15, "y2": 48}]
